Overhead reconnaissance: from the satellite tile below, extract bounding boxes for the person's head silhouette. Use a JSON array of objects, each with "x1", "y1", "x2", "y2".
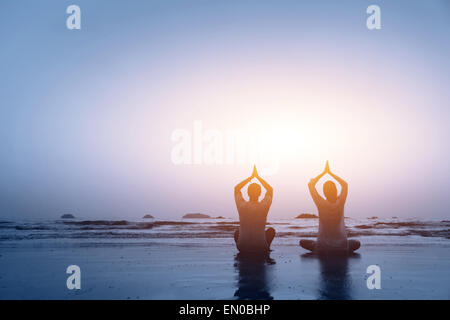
[
  {"x1": 323, "y1": 180, "x2": 338, "y2": 203},
  {"x1": 247, "y1": 183, "x2": 261, "y2": 202}
]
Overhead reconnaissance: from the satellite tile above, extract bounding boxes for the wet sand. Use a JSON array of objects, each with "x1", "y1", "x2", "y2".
[{"x1": 0, "y1": 240, "x2": 448, "y2": 299}]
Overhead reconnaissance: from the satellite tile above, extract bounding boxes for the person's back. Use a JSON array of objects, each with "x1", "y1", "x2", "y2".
[
  {"x1": 315, "y1": 195, "x2": 348, "y2": 250},
  {"x1": 300, "y1": 161, "x2": 360, "y2": 253},
  {"x1": 235, "y1": 190, "x2": 272, "y2": 252},
  {"x1": 234, "y1": 166, "x2": 275, "y2": 254}
]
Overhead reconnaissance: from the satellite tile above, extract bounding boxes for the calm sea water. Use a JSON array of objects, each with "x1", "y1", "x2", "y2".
[{"x1": 0, "y1": 217, "x2": 448, "y2": 246}]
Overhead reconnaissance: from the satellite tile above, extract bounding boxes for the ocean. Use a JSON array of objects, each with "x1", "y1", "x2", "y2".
[
  {"x1": 1, "y1": 217, "x2": 448, "y2": 246},
  {"x1": 1, "y1": 216, "x2": 449, "y2": 299}
]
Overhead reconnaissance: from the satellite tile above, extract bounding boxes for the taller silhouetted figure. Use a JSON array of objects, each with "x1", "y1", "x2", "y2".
[
  {"x1": 234, "y1": 165, "x2": 275, "y2": 254},
  {"x1": 300, "y1": 161, "x2": 360, "y2": 254}
]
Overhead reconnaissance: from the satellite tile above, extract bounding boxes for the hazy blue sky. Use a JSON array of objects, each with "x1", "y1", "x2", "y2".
[{"x1": 1, "y1": 1, "x2": 449, "y2": 220}]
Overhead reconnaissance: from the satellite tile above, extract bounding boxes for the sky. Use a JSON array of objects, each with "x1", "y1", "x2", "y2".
[{"x1": 0, "y1": 0, "x2": 449, "y2": 220}]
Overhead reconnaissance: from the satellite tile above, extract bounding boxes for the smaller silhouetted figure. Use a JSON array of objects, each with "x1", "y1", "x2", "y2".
[
  {"x1": 234, "y1": 165, "x2": 275, "y2": 254},
  {"x1": 300, "y1": 161, "x2": 360, "y2": 254}
]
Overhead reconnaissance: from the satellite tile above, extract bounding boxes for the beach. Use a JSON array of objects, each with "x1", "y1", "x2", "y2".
[
  {"x1": 1, "y1": 0, "x2": 450, "y2": 304},
  {"x1": 0, "y1": 218, "x2": 448, "y2": 299}
]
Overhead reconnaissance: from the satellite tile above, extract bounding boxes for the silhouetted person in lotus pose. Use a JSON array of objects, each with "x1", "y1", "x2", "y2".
[
  {"x1": 234, "y1": 165, "x2": 275, "y2": 254},
  {"x1": 300, "y1": 161, "x2": 360, "y2": 254}
]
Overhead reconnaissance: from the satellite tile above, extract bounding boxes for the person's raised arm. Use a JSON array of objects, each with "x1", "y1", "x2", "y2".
[
  {"x1": 308, "y1": 161, "x2": 328, "y2": 204},
  {"x1": 253, "y1": 166, "x2": 273, "y2": 197},
  {"x1": 234, "y1": 176, "x2": 253, "y2": 196}
]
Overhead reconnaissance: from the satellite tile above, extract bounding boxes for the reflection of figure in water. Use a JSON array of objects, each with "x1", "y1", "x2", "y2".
[
  {"x1": 300, "y1": 161, "x2": 360, "y2": 253},
  {"x1": 302, "y1": 252, "x2": 358, "y2": 300},
  {"x1": 234, "y1": 165, "x2": 275, "y2": 253},
  {"x1": 234, "y1": 253, "x2": 275, "y2": 300}
]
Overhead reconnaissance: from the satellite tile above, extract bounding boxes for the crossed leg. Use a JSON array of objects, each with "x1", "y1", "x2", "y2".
[
  {"x1": 234, "y1": 227, "x2": 276, "y2": 250},
  {"x1": 265, "y1": 227, "x2": 276, "y2": 247},
  {"x1": 299, "y1": 239, "x2": 361, "y2": 253},
  {"x1": 299, "y1": 239, "x2": 316, "y2": 252},
  {"x1": 348, "y1": 239, "x2": 360, "y2": 252}
]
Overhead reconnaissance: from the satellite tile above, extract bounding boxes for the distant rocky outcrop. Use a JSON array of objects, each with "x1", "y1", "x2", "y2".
[
  {"x1": 61, "y1": 214, "x2": 75, "y2": 219},
  {"x1": 142, "y1": 214, "x2": 154, "y2": 219},
  {"x1": 215, "y1": 216, "x2": 225, "y2": 219},
  {"x1": 368, "y1": 216, "x2": 379, "y2": 220},
  {"x1": 295, "y1": 213, "x2": 318, "y2": 219},
  {"x1": 182, "y1": 213, "x2": 211, "y2": 219}
]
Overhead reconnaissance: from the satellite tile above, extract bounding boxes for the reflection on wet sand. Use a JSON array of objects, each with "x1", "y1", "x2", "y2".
[
  {"x1": 302, "y1": 252, "x2": 360, "y2": 300},
  {"x1": 234, "y1": 253, "x2": 276, "y2": 300}
]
